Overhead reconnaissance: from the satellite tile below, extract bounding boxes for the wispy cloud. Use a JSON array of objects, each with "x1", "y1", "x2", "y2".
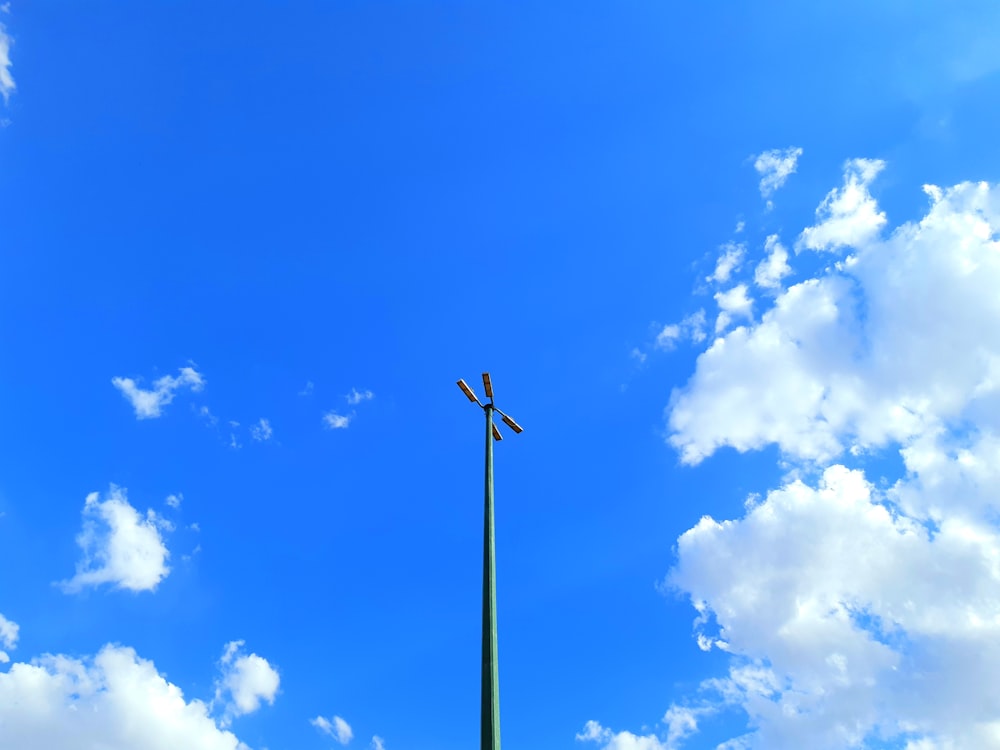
[
  {"x1": 655, "y1": 310, "x2": 707, "y2": 350},
  {"x1": 0, "y1": 20, "x2": 15, "y2": 104},
  {"x1": 0, "y1": 611, "x2": 18, "y2": 663},
  {"x1": 112, "y1": 366, "x2": 204, "y2": 419},
  {"x1": 250, "y1": 418, "x2": 273, "y2": 442},
  {"x1": 312, "y1": 715, "x2": 353, "y2": 745},
  {"x1": 346, "y1": 388, "x2": 374, "y2": 405},
  {"x1": 753, "y1": 146, "x2": 803, "y2": 204},
  {"x1": 298, "y1": 381, "x2": 314, "y2": 396},
  {"x1": 707, "y1": 242, "x2": 745, "y2": 284},
  {"x1": 323, "y1": 411, "x2": 351, "y2": 430}
]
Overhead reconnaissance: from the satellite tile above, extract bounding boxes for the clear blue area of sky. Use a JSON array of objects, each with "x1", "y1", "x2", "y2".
[{"x1": 1, "y1": 3, "x2": 999, "y2": 749}]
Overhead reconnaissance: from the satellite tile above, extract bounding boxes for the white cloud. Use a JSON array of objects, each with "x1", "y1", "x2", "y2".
[
  {"x1": 323, "y1": 411, "x2": 351, "y2": 430},
  {"x1": 0, "y1": 21, "x2": 14, "y2": 103},
  {"x1": 198, "y1": 405, "x2": 219, "y2": 426},
  {"x1": 312, "y1": 715, "x2": 353, "y2": 745},
  {"x1": 670, "y1": 174, "x2": 1000, "y2": 465},
  {"x1": 658, "y1": 164, "x2": 1000, "y2": 747},
  {"x1": 798, "y1": 158, "x2": 887, "y2": 251},
  {"x1": 708, "y1": 242, "x2": 745, "y2": 284},
  {"x1": 671, "y1": 466, "x2": 1000, "y2": 748},
  {"x1": 112, "y1": 366, "x2": 205, "y2": 419},
  {"x1": 0, "y1": 611, "x2": 18, "y2": 663},
  {"x1": 215, "y1": 641, "x2": 280, "y2": 724},
  {"x1": 299, "y1": 381, "x2": 315, "y2": 396},
  {"x1": 0, "y1": 643, "x2": 252, "y2": 749},
  {"x1": 250, "y1": 418, "x2": 272, "y2": 442},
  {"x1": 714, "y1": 284, "x2": 754, "y2": 333},
  {"x1": 753, "y1": 235, "x2": 791, "y2": 290},
  {"x1": 60, "y1": 486, "x2": 171, "y2": 593},
  {"x1": 370, "y1": 736, "x2": 385, "y2": 750},
  {"x1": 662, "y1": 706, "x2": 710, "y2": 746},
  {"x1": 630, "y1": 347, "x2": 647, "y2": 364},
  {"x1": 656, "y1": 310, "x2": 707, "y2": 350},
  {"x1": 576, "y1": 720, "x2": 668, "y2": 750},
  {"x1": 165, "y1": 493, "x2": 183, "y2": 509},
  {"x1": 346, "y1": 388, "x2": 374, "y2": 405},
  {"x1": 753, "y1": 147, "x2": 802, "y2": 199}
]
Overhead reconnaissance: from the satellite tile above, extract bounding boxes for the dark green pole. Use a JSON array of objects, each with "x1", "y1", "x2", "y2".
[{"x1": 481, "y1": 404, "x2": 501, "y2": 750}]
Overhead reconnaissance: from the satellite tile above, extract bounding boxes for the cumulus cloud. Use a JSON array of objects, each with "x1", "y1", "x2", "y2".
[
  {"x1": 753, "y1": 147, "x2": 802, "y2": 200},
  {"x1": 323, "y1": 411, "x2": 351, "y2": 430},
  {"x1": 165, "y1": 493, "x2": 183, "y2": 509},
  {"x1": 753, "y1": 235, "x2": 791, "y2": 290},
  {"x1": 60, "y1": 486, "x2": 171, "y2": 593},
  {"x1": 112, "y1": 366, "x2": 205, "y2": 419},
  {"x1": 798, "y1": 158, "x2": 887, "y2": 251},
  {"x1": 707, "y1": 242, "x2": 745, "y2": 284},
  {"x1": 346, "y1": 388, "x2": 374, "y2": 405},
  {"x1": 370, "y1": 736, "x2": 386, "y2": 750},
  {"x1": 215, "y1": 641, "x2": 280, "y2": 724},
  {"x1": 0, "y1": 643, "x2": 252, "y2": 750},
  {"x1": 672, "y1": 466, "x2": 1000, "y2": 748},
  {"x1": 576, "y1": 720, "x2": 668, "y2": 750},
  {"x1": 312, "y1": 715, "x2": 353, "y2": 745},
  {"x1": 0, "y1": 21, "x2": 14, "y2": 103},
  {"x1": 250, "y1": 418, "x2": 272, "y2": 442},
  {"x1": 670, "y1": 174, "x2": 1000, "y2": 465},
  {"x1": 0, "y1": 612, "x2": 18, "y2": 663},
  {"x1": 652, "y1": 164, "x2": 1000, "y2": 747},
  {"x1": 713, "y1": 284, "x2": 754, "y2": 333}
]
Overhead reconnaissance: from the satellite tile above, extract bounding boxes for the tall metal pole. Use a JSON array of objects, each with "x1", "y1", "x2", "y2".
[{"x1": 481, "y1": 404, "x2": 501, "y2": 750}]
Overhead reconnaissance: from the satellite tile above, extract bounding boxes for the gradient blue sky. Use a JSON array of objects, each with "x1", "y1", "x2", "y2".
[{"x1": 3, "y1": 4, "x2": 1000, "y2": 750}]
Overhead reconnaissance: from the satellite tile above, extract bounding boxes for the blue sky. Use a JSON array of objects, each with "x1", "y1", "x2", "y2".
[{"x1": 3, "y1": 3, "x2": 1000, "y2": 750}]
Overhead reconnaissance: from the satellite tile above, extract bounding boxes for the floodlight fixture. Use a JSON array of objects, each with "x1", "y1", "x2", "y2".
[
  {"x1": 500, "y1": 412, "x2": 523, "y2": 434},
  {"x1": 483, "y1": 372, "x2": 494, "y2": 400},
  {"x1": 457, "y1": 379, "x2": 481, "y2": 404},
  {"x1": 492, "y1": 423, "x2": 503, "y2": 442}
]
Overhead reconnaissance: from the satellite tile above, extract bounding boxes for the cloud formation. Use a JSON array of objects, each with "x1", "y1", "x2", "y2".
[
  {"x1": 753, "y1": 147, "x2": 802, "y2": 200},
  {"x1": 0, "y1": 643, "x2": 253, "y2": 750},
  {"x1": 797, "y1": 158, "x2": 887, "y2": 251},
  {"x1": 250, "y1": 418, "x2": 273, "y2": 442},
  {"x1": 649, "y1": 163, "x2": 1000, "y2": 747},
  {"x1": 60, "y1": 486, "x2": 172, "y2": 593},
  {"x1": 0, "y1": 612, "x2": 18, "y2": 663},
  {"x1": 311, "y1": 715, "x2": 354, "y2": 745},
  {"x1": 215, "y1": 641, "x2": 280, "y2": 725},
  {"x1": 656, "y1": 311, "x2": 707, "y2": 350},
  {"x1": 323, "y1": 411, "x2": 351, "y2": 429},
  {"x1": 346, "y1": 388, "x2": 374, "y2": 405},
  {"x1": 707, "y1": 242, "x2": 745, "y2": 284},
  {"x1": 753, "y1": 235, "x2": 791, "y2": 290},
  {"x1": 0, "y1": 21, "x2": 14, "y2": 103},
  {"x1": 112, "y1": 366, "x2": 205, "y2": 419}
]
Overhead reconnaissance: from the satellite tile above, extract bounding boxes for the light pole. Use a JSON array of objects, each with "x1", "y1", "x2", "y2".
[{"x1": 457, "y1": 373, "x2": 523, "y2": 750}]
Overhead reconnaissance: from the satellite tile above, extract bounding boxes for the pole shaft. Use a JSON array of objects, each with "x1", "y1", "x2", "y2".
[{"x1": 482, "y1": 405, "x2": 501, "y2": 750}]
